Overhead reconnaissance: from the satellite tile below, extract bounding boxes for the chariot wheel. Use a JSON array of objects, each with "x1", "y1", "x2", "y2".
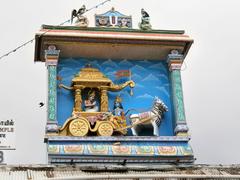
[
  {"x1": 97, "y1": 122, "x2": 114, "y2": 136},
  {"x1": 69, "y1": 118, "x2": 89, "y2": 136}
]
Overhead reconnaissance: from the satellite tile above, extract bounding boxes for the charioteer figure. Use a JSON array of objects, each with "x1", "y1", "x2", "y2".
[{"x1": 113, "y1": 96, "x2": 124, "y2": 116}]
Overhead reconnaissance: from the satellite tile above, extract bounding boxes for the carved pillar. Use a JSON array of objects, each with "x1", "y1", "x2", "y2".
[
  {"x1": 45, "y1": 45, "x2": 60, "y2": 133},
  {"x1": 167, "y1": 50, "x2": 189, "y2": 136},
  {"x1": 74, "y1": 88, "x2": 82, "y2": 112},
  {"x1": 100, "y1": 89, "x2": 108, "y2": 112}
]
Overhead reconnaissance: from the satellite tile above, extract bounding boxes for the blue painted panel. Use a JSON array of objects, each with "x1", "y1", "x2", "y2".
[{"x1": 57, "y1": 58, "x2": 174, "y2": 136}]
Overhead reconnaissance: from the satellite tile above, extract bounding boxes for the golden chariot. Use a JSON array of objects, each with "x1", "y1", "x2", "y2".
[{"x1": 58, "y1": 66, "x2": 135, "y2": 137}]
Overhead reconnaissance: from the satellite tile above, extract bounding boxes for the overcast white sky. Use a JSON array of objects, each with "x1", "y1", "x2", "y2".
[{"x1": 0, "y1": 0, "x2": 240, "y2": 164}]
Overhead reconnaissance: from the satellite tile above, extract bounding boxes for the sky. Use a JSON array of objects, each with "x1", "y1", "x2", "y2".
[{"x1": 0, "y1": 0, "x2": 240, "y2": 164}]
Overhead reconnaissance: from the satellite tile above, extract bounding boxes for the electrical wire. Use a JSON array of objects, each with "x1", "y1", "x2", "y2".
[{"x1": 0, "y1": 0, "x2": 111, "y2": 61}]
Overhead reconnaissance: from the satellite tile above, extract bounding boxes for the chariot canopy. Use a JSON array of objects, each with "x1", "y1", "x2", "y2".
[{"x1": 60, "y1": 65, "x2": 135, "y2": 113}]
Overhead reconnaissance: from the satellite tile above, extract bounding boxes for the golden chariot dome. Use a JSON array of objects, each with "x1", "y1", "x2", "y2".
[{"x1": 72, "y1": 65, "x2": 112, "y2": 87}]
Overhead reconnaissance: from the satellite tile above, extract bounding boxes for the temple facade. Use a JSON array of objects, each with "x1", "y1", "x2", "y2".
[{"x1": 34, "y1": 8, "x2": 194, "y2": 164}]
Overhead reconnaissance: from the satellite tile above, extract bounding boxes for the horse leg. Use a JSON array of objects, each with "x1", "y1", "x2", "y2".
[
  {"x1": 130, "y1": 117, "x2": 139, "y2": 136},
  {"x1": 152, "y1": 121, "x2": 159, "y2": 136},
  {"x1": 131, "y1": 126, "x2": 138, "y2": 136}
]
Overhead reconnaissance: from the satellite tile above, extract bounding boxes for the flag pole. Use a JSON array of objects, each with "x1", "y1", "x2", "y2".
[{"x1": 130, "y1": 70, "x2": 133, "y2": 96}]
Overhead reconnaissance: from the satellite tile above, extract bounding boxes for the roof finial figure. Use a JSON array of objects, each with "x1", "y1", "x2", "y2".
[
  {"x1": 71, "y1": 5, "x2": 88, "y2": 27},
  {"x1": 71, "y1": 5, "x2": 86, "y2": 23},
  {"x1": 139, "y1": 8, "x2": 152, "y2": 30}
]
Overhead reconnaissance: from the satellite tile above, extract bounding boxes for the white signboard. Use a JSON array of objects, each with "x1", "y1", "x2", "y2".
[{"x1": 0, "y1": 119, "x2": 15, "y2": 150}]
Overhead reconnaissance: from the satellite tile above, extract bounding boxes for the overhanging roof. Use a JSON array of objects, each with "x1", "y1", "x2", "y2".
[
  {"x1": 34, "y1": 25, "x2": 193, "y2": 62},
  {"x1": 1, "y1": 164, "x2": 240, "y2": 179}
]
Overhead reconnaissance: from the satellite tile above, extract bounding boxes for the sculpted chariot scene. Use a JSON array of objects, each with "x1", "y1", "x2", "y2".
[
  {"x1": 36, "y1": 6, "x2": 194, "y2": 164},
  {"x1": 57, "y1": 61, "x2": 169, "y2": 137}
]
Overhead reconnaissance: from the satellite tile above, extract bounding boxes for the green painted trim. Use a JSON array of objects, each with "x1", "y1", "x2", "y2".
[
  {"x1": 41, "y1": 25, "x2": 185, "y2": 34},
  {"x1": 48, "y1": 66, "x2": 57, "y2": 121},
  {"x1": 171, "y1": 70, "x2": 186, "y2": 122}
]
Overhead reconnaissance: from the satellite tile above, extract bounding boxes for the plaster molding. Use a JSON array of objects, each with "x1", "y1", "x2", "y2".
[
  {"x1": 45, "y1": 45, "x2": 60, "y2": 66},
  {"x1": 167, "y1": 50, "x2": 184, "y2": 71}
]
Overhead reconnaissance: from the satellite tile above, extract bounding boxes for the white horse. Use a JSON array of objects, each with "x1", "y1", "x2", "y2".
[{"x1": 130, "y1": 97, "x2": 168, "y2": 136}]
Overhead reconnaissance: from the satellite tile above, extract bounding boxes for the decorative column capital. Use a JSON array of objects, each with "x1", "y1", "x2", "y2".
[
  {"x1": 45, "y1": 45, "x2": 60, "y2": 66},
  {"x1": 167, "y1": 50, "x2": 184, "y2": 71}
]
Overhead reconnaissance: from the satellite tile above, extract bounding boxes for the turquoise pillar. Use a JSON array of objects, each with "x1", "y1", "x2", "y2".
[
  {"x1": 45, "y1": 45, "x2": 60, "y2": 133},
  {"x1": 167, "y1": 50, "x2": 189, "y2": 136}
]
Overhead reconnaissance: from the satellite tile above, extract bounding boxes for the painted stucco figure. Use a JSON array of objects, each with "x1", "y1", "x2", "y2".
[
  {"x1": 71, "y1": 5, "x2": 89, "y2": 27},
  {"x1": 139, "y1": 8, "x2": 152, "y2": 30},
  {"x1": 84, "y1": 90, "x2": 99, "y2": 112},
  {"x1": 113, "y1": 96, "x2": 124, "y2": 116},
  {"x1": 130, "y1": 97, "x2": 168, "y2": 136}
]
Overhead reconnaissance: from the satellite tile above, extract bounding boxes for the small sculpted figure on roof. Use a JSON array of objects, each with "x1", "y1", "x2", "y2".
[
  {"x1": 71, "y1": 5, "x2": 89, "y2": 27},
  {"x1": 139, "y1": 8, "x2": 152, "y2": 30}
]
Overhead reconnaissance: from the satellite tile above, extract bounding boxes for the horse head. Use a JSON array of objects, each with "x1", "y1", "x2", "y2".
[{"x1": 154, "y1": 96, "x2": 168, "y2": 113}]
